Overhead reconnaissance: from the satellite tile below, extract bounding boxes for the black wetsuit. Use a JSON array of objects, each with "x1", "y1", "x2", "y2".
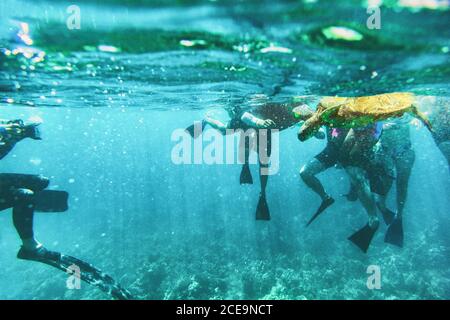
[
  {"x1": 315, "y1": 127, "x2": 350, "y2": 168},
  {"x1": 316, "y1": 125, "x2": 391, "y2": 196},
  {"x1": 228, "y1": 106, "x2": 278, "y2": 161},
  {"x1": 0, "y1": 140, "x2": 49, "y2": 240}
]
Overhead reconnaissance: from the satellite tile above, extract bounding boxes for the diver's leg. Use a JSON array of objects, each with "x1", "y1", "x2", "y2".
[
  {"x1": 369, "y1": 155, "x2": 395, "y2": 224},
  {"x1": 375, "y1": 190, "x2": 394, "y2": 225},
  {"x1": 0, "y1": 173, "x2": 15, "y2": 211},
  {"x1": 0, "y1": 173, "x2": 49, "y2": 192},
  {"x1": 300, "y1": 158, "x2": 335, "y2": 226},
  {"x1": 382, "y1": 151, "x2": 414, "y2": 248},
  {"x1": 395, "y1": 149, "x2": 415, "y2": 218},
  {"x1": 300, "y1": 158, "x2": 329, "y2": 200},
  {"x1": 258, "y1": 129, "x2": 272, "y2": 195},
  {"x1": 11, "y1": 187, "x2": 60, "y2": 260},
  {"x1": 343, "y1": 183, "x2": 358, "y2": 202},
  {"x1": 255, "y1": 130, "x2": 271, "y2": 220},
  {"x1": 0, "y1": 175, "x2": 47, "y2": 250},
  {"x1": 345, "y1": 166, "x2": 378, "y2": 226},
  {"x1": 0, "y1": 173, "x2": 49, "y2": 211},
  {"x1": 11, "y1": 188, "x2": 41, "y2": 250},
  {"x1": 260, "y1": 164, "x2": 269, "y2": 195},
  {"x1": 345, "y1": 166, "x2": 380, "y2": 253}
]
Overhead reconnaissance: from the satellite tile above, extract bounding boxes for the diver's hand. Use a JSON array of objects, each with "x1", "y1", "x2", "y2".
[
  {"x1": 257, "y1": 119, "x2": 275, "y2": 129},
  {"x1": 24, "y1": 122, "x2": 42, "y2": 140}
]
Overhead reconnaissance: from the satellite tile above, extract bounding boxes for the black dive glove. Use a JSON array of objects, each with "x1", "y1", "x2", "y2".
[
  {"x1": 23, "y1": 123, "x2": 42, "y2": 140},
  {"x1": 5, "y1": 119, "x2": 42, "y2": 140}
]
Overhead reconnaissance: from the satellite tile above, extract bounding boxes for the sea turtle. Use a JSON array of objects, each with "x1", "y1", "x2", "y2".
[{"x1": 295, "y1": 92, "x2": 433, "y2": 141}]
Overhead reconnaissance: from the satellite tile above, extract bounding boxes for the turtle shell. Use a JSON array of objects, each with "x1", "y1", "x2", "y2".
[{"x1": 318, "y1": 92, "x2": 415, "y2": 127}]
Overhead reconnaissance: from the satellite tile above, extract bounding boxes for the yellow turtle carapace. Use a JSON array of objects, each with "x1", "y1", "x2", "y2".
[{"x1": 295, "y1": 92, "x2": 432, "y2": 141}]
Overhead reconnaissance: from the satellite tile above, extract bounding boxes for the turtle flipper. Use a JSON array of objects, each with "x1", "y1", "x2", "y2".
[{"x1": 410, "y1": 105, "x2": 432, "y2": 131}]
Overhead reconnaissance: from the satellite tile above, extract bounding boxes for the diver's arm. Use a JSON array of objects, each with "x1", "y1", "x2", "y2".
[
  {"x1": 204, "y1": 116, "x2": 228, "y2": 135},
  {"x1": 0, "y1": 121, "x2": 41, "y2": 144},
  {"x1": 241, "y1": 112, "x2": 275, "y2": 129},
  {"x1": 0, "y1": 123, "x2": 21, "y2": 155},
  {"x1": 0, "y1": 123, "x2": 23, "y2": 141},
  {"x1": 0, "y1": 125, "x2": 7, "y2": 145}
]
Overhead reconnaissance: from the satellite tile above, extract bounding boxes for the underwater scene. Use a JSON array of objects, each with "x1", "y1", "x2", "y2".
[{"x1": 0, "y1": 0, "x2": 449, "y2": 300}]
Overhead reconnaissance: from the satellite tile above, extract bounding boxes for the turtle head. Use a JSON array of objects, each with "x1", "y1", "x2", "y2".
[
  {"x1": 293, "y1": 104, "x2": 315, "y2": 121},
  {"x1": 298, "y1": 113, "x2": 321, "y2": 141}
]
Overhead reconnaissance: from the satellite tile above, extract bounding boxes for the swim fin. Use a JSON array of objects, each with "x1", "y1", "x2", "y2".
[
  {"x1": 376, "y1": 203, "x2": 395, "y2": 225},
  {"x1": 384, "y1": 217, "x2": 403, "y2": 248},
  {"x1": 255, "y1": 193, "x2": 270, "y2": 220},
  {"x1": 34, "y1": 190, "x2": 69, "y2": 212},
  {"x1": 306, "y1": 196, "x2": 335, "y2": 227},
  {"x1": 17, "y1": 246, "x2": 133, "y2": 300},
  {"x1": 348, "y1": 222, "x2": 379, "y2": 253},
  {"x1": 240, "y1": 164, "x2": 253, "y2": 185},
  {"x1": 185, "y1": 120, "x2": 206, "y2": 139}
]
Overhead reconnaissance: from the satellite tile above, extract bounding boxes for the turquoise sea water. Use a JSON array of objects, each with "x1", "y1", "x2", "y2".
[{"x1": 0, "y1": 0, "x2": 449, "y2": 299}]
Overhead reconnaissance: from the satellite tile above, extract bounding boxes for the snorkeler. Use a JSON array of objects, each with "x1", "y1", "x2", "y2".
[
  {"x1": 0, "y1": 118, "x2": 60, "y2": 259},
  {"x1": 299, "y1": 126, "x2": 349, "y2": 226},
  {"x1": 428, "y1": 99, "x2": 449, "y2": 172},
  {"x1": 294, "y1": 98, "x2": 382, "y2": 235},
  {"x1": 338, "y1": 124, "x2": 386, "y2": 253},
  {"x1": 185, "y1": 95, "x2": 324, "y2": 220},
  {"x1": 295, "y1": 92, "x2": 432, "y2": 253},
  {"x1": 0, "y1": 118, "x2": 132, "y2": 299},
  {"x1": 371, "y1": 120, "x2": 416, "y2": 248}
]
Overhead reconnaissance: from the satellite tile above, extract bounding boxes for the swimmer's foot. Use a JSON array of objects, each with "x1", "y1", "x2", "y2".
[
  {"x1": 17, "y1": 245, "x2": 61, "y2": 262},
  {"x1": 377, "y1": 203, "x2": 396, "y2": 225}
]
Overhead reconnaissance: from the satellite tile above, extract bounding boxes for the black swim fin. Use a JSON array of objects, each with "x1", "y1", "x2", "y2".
[
  {"x1": 240, "y1": 164, "x2": 253, "y2": 185},
  {"x1": 34, "y1": 190, "x2": 69, "y2": 212},
  {"x1": 306, "y1": 197, "x2": 335, "y2": 227},
  {"x1": 17, "y1": 246, "x2": 133, "y2": 300},
  {"x1": 256, "y1": 193, "x2": 270, "y2": 220},
  {"x1": 185, "y1": 120, "x2": 206, "y2": 139},
  {"x1": 384, "y1": 217, "x2": 404, "y2": 248},
  {"x1": 376, "y1": 203, "x2": 395, "y2": 225},
  {"x1": 348, "y1": 222, "x2": 379, "y2": 253}
]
